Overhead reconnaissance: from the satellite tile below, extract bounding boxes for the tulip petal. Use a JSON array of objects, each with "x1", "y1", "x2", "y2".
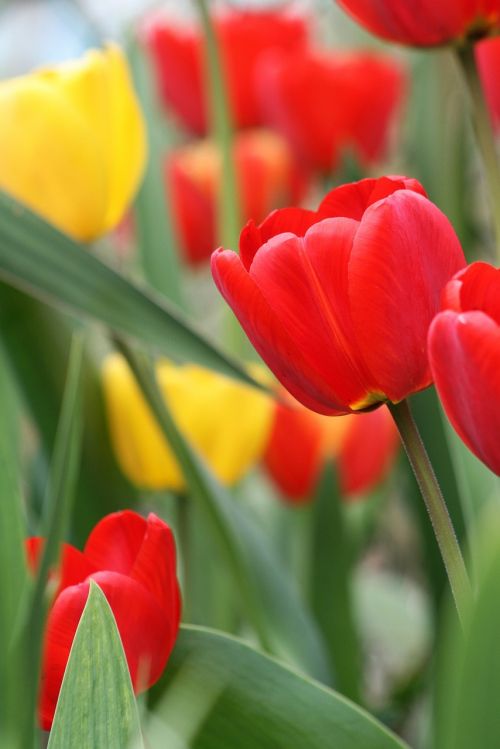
[
  {"x1": 40, "y1": 570, "x2": 177, "y2": 729},
  {"x1": 348, "y1": 190, "x2": 466, "y2": 401},
  {"x1": 454, "y1": 261, "x2": 500, "y2": 325},
  {"x1": 84, "y1": 510, "x2": 146, "y2": 574},
  {"x1": 429, "y1": 310, "x2": 500, "y2": 475},
  {"x1": 240, "y1": 208, "x2": 317, "y2": 269},
  {"x1": 212, "y1": 248, "x2": 349, "y2": 414},
  {"x1": 25, "y1": 538, "x2": 96, "y2": 596},
  {"x1": 318, "y1": 176, "x2": 426, "y2": 220}
]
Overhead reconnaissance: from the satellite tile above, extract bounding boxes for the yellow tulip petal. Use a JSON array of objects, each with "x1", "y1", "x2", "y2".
[{"x1": 0, "y1": 76, "x2": 107, "y2": 240}]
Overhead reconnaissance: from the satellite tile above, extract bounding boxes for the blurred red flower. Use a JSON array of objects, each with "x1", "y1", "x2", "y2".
[
  {"x1": 143, "y1": 8, "x2": 308, "y2": 134},
  {"x1": 259, "y1": 49, "x2": 405, "y2": 173},
  {"x1": 429, "y1": 262, "x2": 500, "y2": 475},
  {"x1": 476, "y1": 36, "x2": 500, "y2": 131},
  {"x1": 264, "y1": 393, "x2": 399, "y2": 502},
  {"x1": 212, "y1": 176, "x2": 466, "y2": 415},
  {"x1": 26, "y1": 511, "x2": 181, "y2": 730},
  {"x1": 335, "y1": 0, "x2": 500, "y2": 47},
  {"x1": 167, "y1": 128, "x2": 307, "y2": 265}
]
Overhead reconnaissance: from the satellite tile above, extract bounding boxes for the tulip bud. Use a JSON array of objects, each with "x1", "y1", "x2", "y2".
[
  {"x1": 102, "y1": 354, "x2": 273, "y2": 490},
  {"x1": 0, "y1": 44, "x2": 146, "y2": 241}
]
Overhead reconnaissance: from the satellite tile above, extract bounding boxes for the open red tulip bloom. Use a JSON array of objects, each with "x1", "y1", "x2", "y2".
[
  {"x1": 143, "y1": 9, "x2": 308, "y2": 135},
  {"x1": 335, "y1": 0, "x2": 500, "y2": 47},
  {"x1": 212, "y1": 176, "x2": 466, "y2": 416},
  {"x1": 26, "y1": 511, "x2": 181, "y2": 730},
  {"x1": 259, "y1": 49, "x2": 405, "y2": 173},
  {"x1": 429, "y1": 262, "x2": 500, "y2": 475},
  {"x1": 264, "y1": 395, "x2": 399, "y2": 502}
]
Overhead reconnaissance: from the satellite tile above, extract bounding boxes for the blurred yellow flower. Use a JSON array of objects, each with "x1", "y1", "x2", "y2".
[
  {"x1": 0, "y1": 44, "x2": 146, "y2": 241},
  {"x1": 102, "y1": 354, "x2": 273, "y2": 491}
]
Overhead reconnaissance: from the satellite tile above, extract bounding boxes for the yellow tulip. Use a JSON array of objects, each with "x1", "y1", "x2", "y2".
[
  {"x1": 102, "y1": 354, "x2": 273, "y2": 491},
  {"x1": 0, "y1": 44, "x2": 146, "y2": 241}
]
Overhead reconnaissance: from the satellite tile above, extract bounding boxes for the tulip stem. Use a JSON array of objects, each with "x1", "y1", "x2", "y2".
[
  {"x1": 388, "y1": 399, "x2": 471, "y2": 624},
  {"x1": 455, "y1": 44, "x2": 500, "y2": 262}
]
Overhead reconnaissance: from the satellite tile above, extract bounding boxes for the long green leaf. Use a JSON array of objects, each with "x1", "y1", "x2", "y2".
[
  {"x1": 0, "y1": 344, "x2": 28, "y2": 748},
  {"x1": 149, "y1": 626, "x2": 409, "y2": 749},
  {"x1": 310, "y1": 463, "x2": 362, "y2": 702},
  {"x1": 48, "y1": 582, "x2": 143, "y2": 749},
  {"x1": 22, "y1": 334, "x2": 84, "y2": 748},
  {"x1": 117, "y1": 340, "x2": 330, "y2": 683},
  {"x1": 434, "y1": 502, "x2": 500, "y2": 749},
  {"x1": 0, "y1": 190, "x2": 256, "y2": 388}
]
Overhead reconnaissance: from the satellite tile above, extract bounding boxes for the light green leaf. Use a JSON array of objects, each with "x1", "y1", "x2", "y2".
[
  {"x1": 117, "y1": 341, "x2": 330, "y2": 683},
  {"x1": 48, "y1": 582, "x2": 143, "y2": 749},
  {"x1": 148, "y1": 625, "x2": 409, "y2": 749},
  {"x1": 0, "y1": 190, "x2": 257, "y2": 388}
]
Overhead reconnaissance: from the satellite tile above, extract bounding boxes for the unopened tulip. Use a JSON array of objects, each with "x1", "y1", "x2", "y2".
[
  {"x1": 259, "y1": 49, "x2": 404, "y2": 173},
  {"x1": 102, "y1": 354, "x2": 273, "y2": 490},
  {"x1": 212, "y1": 176, "x2": 466, "y2": 416},
  {"x1": 0, "y1": 44, "x2": 146, "y2": 241},
  {"x1": 429, "y1": 262, "x2": 500, "y2": 475},
  {"x1": 168, "y1": 128, "x2": 306, "y2": 265},
  {"x1": 143, "y1": 9, "x2": 308, "y2": 134},
  {"x1": 335, "y1": 0, "x2": 500, "y2": 47},
  {"x1": 264, "y1": 393, "x2": 399, "y2": 502},
  {"x1": 27, "y1": 511, "x2": 180, "y2": 729}
]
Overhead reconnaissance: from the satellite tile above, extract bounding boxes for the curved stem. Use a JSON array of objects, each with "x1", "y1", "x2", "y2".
[
  {"x1": 455, "y1": 44, "x2": 500, "y2": 262},
  {"x1": 389, "y1": 400, "x2": 471, "y2": 624}
]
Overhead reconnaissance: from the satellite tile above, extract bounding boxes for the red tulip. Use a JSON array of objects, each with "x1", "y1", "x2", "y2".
[
  {"x1": 142, "y1": 9, "x2": 308, "y2": 134},
  {"x1": 212, "y1": 176, "x2": 466, "y2": 416},
  {"x1": 476, "y1": 36, "x2": 500, "y2": 132},
  {"x1": 428, "y1": 262, "x2": 500, "y2": 475},
  {"x1": 167, "y1": 128, "x2": 307, "y2": 265},
  {"x1": 264, "y1": 393, "x2": 399, "y2": 502},
  {"x1": 26, "y1": 511, "x2": 181, "y2": 730},
  {"x1": 259, "y1": 49, "x2": 405, "y2": 172},
  {"x1": 335, "y1": 0, "x2": 500, "y2": 47}
]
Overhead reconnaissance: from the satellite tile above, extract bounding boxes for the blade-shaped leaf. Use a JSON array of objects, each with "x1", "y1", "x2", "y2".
[
  {"x1": 117, "y1": 340, "x2": 330, "y2": 683},
  {"x1": 48, "y1": 582, "x2": 143, "y2": 749},
  {"x1": 149, "y1": 625, "x2": 409, "y2": 749},
  {"x1": 0, "y1": 190, "x2": 256, "y2": 388}
]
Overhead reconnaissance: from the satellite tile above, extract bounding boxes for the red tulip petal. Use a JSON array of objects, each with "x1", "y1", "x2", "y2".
[
  {"x1": 239, "y1": 207, "x2": 318, "y2": 269},
  {"x1": 212, "y1": 248, "x2": 349, "y2": 414},
  {"x1": 40, "y1": 570, "x2": 178, "y2": 730},
  {"x1": 84, "y1": 510, "x2": 146, "y2": 574},
  {"x1": 318, "y1": 176, "x2": 426, "y2": 220},
  {"x1": 429, "y1": 310, "x2": 500, "y2": 475},
  {"x1": 25, "y1": 538, "x2": 96, "y2": 596},
  {"x1": 249, "y1": 219, "x2": 373, "y2": 408},
  {"x1": 348, "y1": 190, "x2": 466, "y2": 401},
  {"x1": 338, "y1": 405, "x2": 399, "y2": 496},
  {"x1": 453, "y1": 261, "x2": 500, "y2": 324}
]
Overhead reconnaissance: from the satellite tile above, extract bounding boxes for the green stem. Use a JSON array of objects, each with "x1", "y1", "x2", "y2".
[
  {"x1": 388, "y1": 400, "x2": 471, "y2": 624},
  {"x1": 455, "y1": 44, "x2": 500, "y2": 261}
]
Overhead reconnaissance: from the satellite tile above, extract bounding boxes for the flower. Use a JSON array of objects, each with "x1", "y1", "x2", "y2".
[
  {"x1": 0, "y1": 44, "x2": 146, "y2": 241},
  {"x1": 264, "y1": 392, "x2": 399, "y2": 502},
  {"x1": 167, "y1": 128, "x2": 307, "y2": 265},
  {"x1": 102, "y1": 354, "x2": 273, "y2": 489},
  {"x1": 476, "y1": 36, "x2": 500, "y2": 132},
  {"x1": 428, "y1": 262, "x2": 500, "y2": 475},
  {"x1": 142, "y1": 8, "x2": 308, "y2": 134},
  {"x1": 212, "y1": 176, "x2": 466, "y2": 416},
  {"x1": 259, "y1": 49, "x2": 405, "y2": 173},
  {"x1": 335, "y1": 0, "x2": 500, "y2": 47},
  {"x1": 26, "y1": 511, "x2": 180, "y2": 729}
]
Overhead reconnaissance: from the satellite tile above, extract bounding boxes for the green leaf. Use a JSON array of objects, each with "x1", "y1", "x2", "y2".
[
  {"x1": 434, "y1": 502, "x2": 500, "y2": 749},
  {"x1": 21, "y1": 333, "x2": 84, "y2": 748},
  {"x1": 116, "y1": 340, "x2": 330, "y2": 683},
  {"x1": 0, "y1": 190, "x2": 257, "y2": 388},
  {"x1": 48, "y1": 582, "x2": 143, "y2": 749},
  {"x1": 149, "y1": 626, "x2": 409, "y2": 749},
  {"x1": 310, "y1": 463, "x2": 362, "y2": 702}
]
